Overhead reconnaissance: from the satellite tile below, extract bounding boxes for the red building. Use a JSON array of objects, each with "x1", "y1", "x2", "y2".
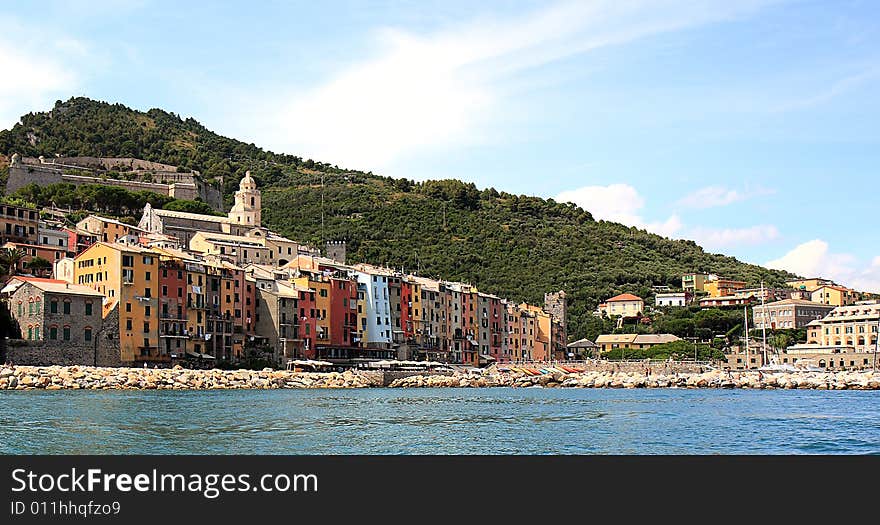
[
  {"x1": 401, "y1": 281, "x2": 414, "y2": 339},
  {"x1": 297, "y1": 287, "x2": 317, "y2": 359},
  {"x1": 489, "y1": 295, "x2": 504, "y2": 361},
  {"x1": 158, "y1": 259, "x2": 188, "y2": 357},
  {"x1": 329, "y1": 276, "x2": 358, "y2": 347}
]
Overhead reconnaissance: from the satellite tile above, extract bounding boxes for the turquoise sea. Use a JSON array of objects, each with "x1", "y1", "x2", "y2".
[{"x1": 1, "y1": 388, "x2": 879, "y2": 454}]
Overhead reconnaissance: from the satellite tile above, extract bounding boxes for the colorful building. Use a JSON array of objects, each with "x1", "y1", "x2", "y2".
[{"x1": 74, "y1": 242, "x2": 162, "y2": 365}]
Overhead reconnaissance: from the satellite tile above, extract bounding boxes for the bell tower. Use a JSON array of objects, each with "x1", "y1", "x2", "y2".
[{"x1": 228, "y1": 170, "x2": 261, "y2": 227}]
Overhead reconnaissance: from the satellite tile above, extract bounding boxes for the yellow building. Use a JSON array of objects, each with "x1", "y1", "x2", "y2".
[
  {"x1": 189, "y1": 231, "x2": 272, "y2": 266},
  {"x1": 598, "y1": 294, "x2": 644, "y2": 318},
  {"x1": 76, "y1": 215, "x2": 146, "y2": 244},
  {"x1": 682, "y1": 273, "x2": 714, "y2": 293},
  {"x1": 74, "y1": 242, "x2": 161, "y2": 364},
  {"x1": 294, "y1": 274, "x2": 331, "y2": 347},
  {"x1": 811, "y1": 285, "x2": 859, "y2": 306},
  {"x1": 705, "y1": 279, "x2": 747, "y2": 298},
  {"x1": 520, "y1": 303, "x2": 552, "y2": 361},
  {"x1": 595, "y1": 333, "x2": 680, "y2": 354},
  {"x1": 786, "y1": 278, "x2": 835, "y2": 293}
]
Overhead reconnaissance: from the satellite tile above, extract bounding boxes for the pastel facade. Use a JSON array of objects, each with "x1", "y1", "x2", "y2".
[
  {"x1": 74, "y1": 242, "x2": 161, "y2": 364},
  {"x1": 811, "y1": 285, "x2": 859, "y2": 306},
  {"x1": 599, "y1": 293, "x2": 645, "y2": 318},
  {"x1": 751, "y1": 299, "x2": 835, "y2": 330}
]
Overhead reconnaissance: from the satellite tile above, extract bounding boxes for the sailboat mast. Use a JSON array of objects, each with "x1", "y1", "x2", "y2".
[
  {"x1": 744, "y1": 305, "x2": 750, "y2": 369},
  {"x1": 760, "y1": 280, "x2": 768, "y2": 365}
]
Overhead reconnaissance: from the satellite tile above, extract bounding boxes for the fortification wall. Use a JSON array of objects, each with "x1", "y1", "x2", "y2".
[{"x1": 7, "y1": 159, "x2": 224, "y2": 211}]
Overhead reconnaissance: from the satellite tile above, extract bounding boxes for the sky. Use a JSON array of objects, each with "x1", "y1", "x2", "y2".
[{"x1": 2, "y1": 0, "x2": 879, "y2": 291}]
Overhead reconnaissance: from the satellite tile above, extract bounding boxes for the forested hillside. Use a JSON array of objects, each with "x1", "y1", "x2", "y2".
[{"x1": 0, "y1": 97, "x2": 797, "y2": 341}]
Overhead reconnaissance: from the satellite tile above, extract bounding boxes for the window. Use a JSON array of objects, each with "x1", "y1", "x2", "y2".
[
  {"x1": 84, "y1": 327, "x2": 92, "y2": 342},
  {"x1": 63, "y1": 326, "x2": 70, "y2": 341},
  {"x1": 34, "y1": 326, "x2": 40, "y2": 340},
  {"x1": 122, "y1": 255, "x2": 134, "y2": 267},
  {"x1": 126, "y1": 319, "x2": 133, "y2": 331},
  {"x1": 50, "y1": 300, "x2": 58, "y2": 314},
  {"x1": 144, "y1": 306, "x2": 151, "y2": 317},
  {"x1": 49, "y1": 326, "x2": 57, "y2": 340},
  {"x1": 143, "y1": 322, "x2": 150, "y2": 334},
  {"x1": 63, "y1": 301, "x2": 71, "y2": 314},
  {"x1": 85, "y1": 302, "x2": 93, "y2": 316}
]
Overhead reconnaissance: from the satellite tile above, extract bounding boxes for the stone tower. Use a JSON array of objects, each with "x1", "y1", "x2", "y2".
[
  {"x1": 325, "y1": 240, "x2": 346, "y2": 264},
  {"x1": 544, "y1": 290, "x2": 567, "y2": 327},
  {"x1": 228, "y1": 171, "x2": 261, "y2": 227}
]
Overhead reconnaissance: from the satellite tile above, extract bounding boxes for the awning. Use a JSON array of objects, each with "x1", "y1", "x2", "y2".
[
  {"x1": 185, "y1": 351, "x2": 215, "y2": 359},
  {"x1": 289, "y1": 359, "x2": 334, "y2": 367}
]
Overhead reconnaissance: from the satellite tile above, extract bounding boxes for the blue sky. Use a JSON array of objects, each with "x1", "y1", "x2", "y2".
[{"x1": 2, "y1": 0, "x2": 879, "y2": 290}]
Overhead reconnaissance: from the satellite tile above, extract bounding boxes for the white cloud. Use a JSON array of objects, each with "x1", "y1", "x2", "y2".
[
  {"x1": 557, "y1": 182, "x2": 782, "y2": 249},
  {"x1": 766, "y1": 239, "x2": 880, "y2": 293},
  {"x1": 0, "y1": 15, "x2": 94, "y2": 130},
  {"x1": 0, "y1": 40, "x2": 79, "y2": 130},
  {"x1": 234, "y1": 0, "x2": 774, "y2": 171},
  {"x1": 689, "y1": 224, "x2": 780, "y2": 250},
  {"x1": 676, "y1": 185, "x2": 776, "y2": 209},
  {"x1": 555, "y1": 183, "x2": 683, "y2": 237}
]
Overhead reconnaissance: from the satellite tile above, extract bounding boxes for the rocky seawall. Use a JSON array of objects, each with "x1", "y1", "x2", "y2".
[
  {"x1": 388, "y1": 368, "x2": 880, "y2": 390},
  {"x1": 3, "y1": 365, "x2": 880, "y2": 390},
  {"x1": 0, "y1": 365, "x2": 378, "y2": 390}
]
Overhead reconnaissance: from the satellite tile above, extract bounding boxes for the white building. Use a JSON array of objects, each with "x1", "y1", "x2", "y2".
[
  {"x1": 355, "y1": 268, "x2": 393, "y2": 347},
  {"x1": 655, "y1": 292, "x2": 687, "y2": 307}
]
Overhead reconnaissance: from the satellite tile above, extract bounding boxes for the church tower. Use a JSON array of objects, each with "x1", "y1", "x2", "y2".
[{"x1": 228, "y1": 171, "x2": 261, "y2": 227}]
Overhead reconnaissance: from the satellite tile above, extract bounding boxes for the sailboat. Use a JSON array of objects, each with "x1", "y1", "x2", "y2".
[{"x1": 755, "y1": 281, "x2": 805, "y2": 372}]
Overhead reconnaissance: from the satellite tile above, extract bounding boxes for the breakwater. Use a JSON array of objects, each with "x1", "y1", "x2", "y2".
[{"x1": 2, "y1": 364, "x2": 880, "y2": 390}]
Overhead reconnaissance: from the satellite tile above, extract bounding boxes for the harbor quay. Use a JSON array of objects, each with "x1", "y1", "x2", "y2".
[{"x1": 2, "y1": 363, "x2": 880, "y2": 390}]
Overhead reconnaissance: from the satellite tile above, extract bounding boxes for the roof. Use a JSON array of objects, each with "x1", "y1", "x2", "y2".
[
  {"x1": 606, "y1": 293, "x2": 643, "y2": 302},
  {"x1": 595, "y1": 333, "x2": 681, "y2": 345},
  {"x1": 812, "y1": 285, "x2": 853, "y2": 293},
  {"x1": 567, "y1": 337, "x2": 598, "y2": 348},
  {"x1": 759, "y1": 298, "x2": 836, "y2": 308},
  {"x1": 595, "y1": 334, "x2": 638, "y2": 343},
  {"x1": 700, "y1": 294, "x2": 750, "y2": 301},
  {"x1": 633, "y1": 334, "x2": 680, "y2": 344},
  {"x1": 82, "y1": 241, "x2": 158, "y2": 254},
  {"x1": 153, "y1": 208, "x2": 231, "y2": 223},
  {"x1": 2, "y1": 242, "x2": 67, "y2": 251},
  {"x1": 80, "y1": 214, "x2": 147, "y2": 232},
  {"x1": 3, "y1": 276, "x2": 103, "y2": 297}
]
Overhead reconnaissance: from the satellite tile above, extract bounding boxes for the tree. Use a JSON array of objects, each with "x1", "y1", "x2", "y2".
[
  {"x1": 0, "y1": 247, "x2": 27, "y2": 276},
  {"x1": 25, "y1": 257, "x2": 53, "y2": 276}
]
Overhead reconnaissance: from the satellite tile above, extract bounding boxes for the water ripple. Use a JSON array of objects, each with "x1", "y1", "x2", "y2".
[{"x1": 1, "y1": 388, "x2": 879, "y2": 454}]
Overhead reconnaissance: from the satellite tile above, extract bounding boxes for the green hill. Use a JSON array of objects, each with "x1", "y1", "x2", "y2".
[{"x1": 0, "y1": 97, "x2": 796, "y2": 341}]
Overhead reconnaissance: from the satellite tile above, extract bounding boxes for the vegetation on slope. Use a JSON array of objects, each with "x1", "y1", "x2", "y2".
[{"x1": 0, "y1": 98, "x2": 797, "y2": 341}]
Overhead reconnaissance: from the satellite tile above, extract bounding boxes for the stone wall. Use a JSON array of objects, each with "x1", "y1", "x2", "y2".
[
  {"x1": 7, "y1": 159, "x2": 224, "y2": 211},
  {"x1": 3, "y1": 304, "x2": 121, "y2": 367},
  {"x1": 4, "y1": 340, "x2": 90, "y2": 366},
  {"x1": 502, "y1": 360, "x2": 715, "y2": 375}
]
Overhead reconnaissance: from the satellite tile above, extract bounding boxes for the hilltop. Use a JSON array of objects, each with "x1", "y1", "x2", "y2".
[{"x1": 0, "y1": 97, "x2": 796, "y2": 341}]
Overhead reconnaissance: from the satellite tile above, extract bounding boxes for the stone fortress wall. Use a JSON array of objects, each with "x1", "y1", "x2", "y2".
[{"x1": 5, "y1": 154, "x2": 224, "y2": 211}]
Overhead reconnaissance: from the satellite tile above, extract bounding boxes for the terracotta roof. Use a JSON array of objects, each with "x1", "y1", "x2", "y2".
[
  {"x1": 4, "y1": 276, "x2": 103, "y2": 296},
  {"x1": 606, "y1": 293, "x2": 643, "y2": 302}
]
